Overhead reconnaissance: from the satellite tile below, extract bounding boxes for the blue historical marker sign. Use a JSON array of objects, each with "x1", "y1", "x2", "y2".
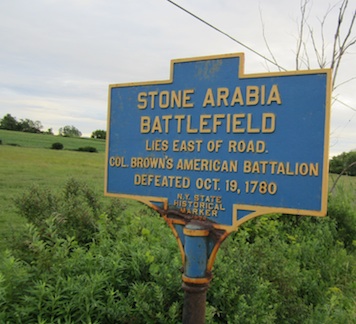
[{"x1": 105, "y1": 53, "x2": 331, "y2": 231}]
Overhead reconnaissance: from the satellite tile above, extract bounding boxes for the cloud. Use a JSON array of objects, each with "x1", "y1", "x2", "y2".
[{"x1": 0, "y1": 0, "x2": 355, "y2": 154}]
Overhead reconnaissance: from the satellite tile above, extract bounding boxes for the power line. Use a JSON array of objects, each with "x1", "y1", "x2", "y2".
[
  {"x1": 334, "y1": 97, "x2": 356, "y2": 112},
  {"x1": 166, "y1": 0, "x2": 356, "y2": 115},
  {"x1": 166, "y1": 0, "x2": 287, "y2": 71},
  {"x1": 330, "y1": 98, "x2": 356, "y2": 140}
]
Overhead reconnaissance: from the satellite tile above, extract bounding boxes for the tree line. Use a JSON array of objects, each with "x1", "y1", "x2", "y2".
[
  {"x1": 329, "y1": 150, "x2": 356, "y2": 176},
  {"x1": 0, "y1": 113, "x2": 106, "y2": 139}
]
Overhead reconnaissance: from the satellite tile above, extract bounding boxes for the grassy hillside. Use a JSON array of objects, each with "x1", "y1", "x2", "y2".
[
  {"x1": 0, "y1": 129, "x2": 106, "y2": 152},
  {"x1": 0, "y1": 130, "x2": 107, "y2": 249}
]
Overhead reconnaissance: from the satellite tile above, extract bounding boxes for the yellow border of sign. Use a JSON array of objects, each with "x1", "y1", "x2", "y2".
[{"x1": 105, "y1": 52, "x2": 331, "y2": 233}]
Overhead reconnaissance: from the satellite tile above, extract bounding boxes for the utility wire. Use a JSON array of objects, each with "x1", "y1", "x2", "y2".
[
  {"x1": 334, "y1": 97, "x2": 356, "y2": 112},
  {"x1": 166, "y1": 0, "x2": 287, "y2": 71},
  {"x1": 167, "y1": 0, "x2": 355, "y2": 154}
]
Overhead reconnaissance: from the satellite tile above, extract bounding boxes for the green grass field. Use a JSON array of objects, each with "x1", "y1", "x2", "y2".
[
  {"x1": 0, "y1": 130, "x2": 107, "y2": 249},
  {"x1": 0, "y1": 129, "x2": 106, "y2": 152},
  {"x1": 329, "y1": 172, "x2": 356, "y2": 190}
]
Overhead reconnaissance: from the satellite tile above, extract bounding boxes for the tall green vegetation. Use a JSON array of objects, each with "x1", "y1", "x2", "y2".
[
  {"x1": 329, "y1": 150, "x2": 356, "y2": 176},
  {"x1": 0, "y1": 114, "x2": 43, "y2": 133},
  {"x1": 1, "y1": 179, "x2": 182, "y2": 323},
  {"x1": 0, "y1": 114, "x2": 85, "y2": 137},
  {"x1": 0, "y1": 138, "x2": 105, "y2": 250},
  {"x1": 91, "y1": 129, "x2": 106, "y2": 139},
  {"x1": 58, "y1": 125, "x2": 82, "y2": 137},
  {"x1": 1, "y1": 179, "x2": 355, "y2": 323}
]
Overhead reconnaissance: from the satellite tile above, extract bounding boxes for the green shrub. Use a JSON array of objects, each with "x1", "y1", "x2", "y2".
[
  {"x1": 329, "y1": 180, "x2": 356, "y2": 249},
  {"x1": 210, "y1": 213, "x2": 356, "y2": 323},
  {"x1": 329, "y1": 150, "x2": 356, "y2": 176},
  {"x1": 77, "y1": 146, "x2": 97, "y2": 153},
  {"x1": 51, "y1": 142, "x2": 63, "y2": 150},
  {"x1": 14, "y1": 178, "x2": 104, "y2": 247},
  {"x1": 3, "y1": 181, "x2": 183, "y2": 323},
  {"x1": 1, "y1": 179, "x2": 355, "y2": 323},
  {"x1": 14, "y1": 183, "x2": 59, "y2": 228}
]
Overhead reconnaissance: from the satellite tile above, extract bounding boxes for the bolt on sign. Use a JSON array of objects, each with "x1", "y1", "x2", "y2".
[{"x1": 105, "y1": 53, "x2": 331, "y2": 232}]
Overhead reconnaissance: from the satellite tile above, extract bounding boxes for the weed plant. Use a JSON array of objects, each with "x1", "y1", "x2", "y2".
[
  {"x1": 0, "y1": 179, "x2": 355, "y2": 323},
  {"x1": 2, "y1": 179, "x2": 182, "y2": 323},
  {"x1": 0, "y1": 144, "x2": 105, "y2": 249}
]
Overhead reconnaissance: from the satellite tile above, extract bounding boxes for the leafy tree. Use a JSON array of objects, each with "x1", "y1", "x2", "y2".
[
  {"x1": 345, "y1": 151, "x2": 356, "y2": 175},
  {"x1": 91, "y1": 129, "x2": 106, "y2": 139},
  {"x1": 329, "y1": 153, "x2": 346, "y2": 174},
  {"x1": 0, "y1": 114, "x2": 43, "y2": 133},
  {"x1": 18, "y1": 118, "x2": 43, "y2": 133},
  {"x1": 58, "y1": 125, "x2": 82, "y2": 137},
  {"x1": 44, "y1": 128, "x2": 54, "y2": 135},
  {"x1": 0, "y1": 113, "x2": 19, "y2": 131},
  {"x1": 329, "y1": 150, "x2": 356, "y2": 176},
  {"x1": 330, "y1": 150, "x2": 356, "y2": 193}
]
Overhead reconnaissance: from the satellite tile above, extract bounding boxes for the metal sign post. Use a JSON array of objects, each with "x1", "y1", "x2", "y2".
[
  {"x1": 181, "y1": 221, "x2": 210, "y2": 324},
  {"x1": 105, "y1": 53, "x2": 331, "y2": 322}
]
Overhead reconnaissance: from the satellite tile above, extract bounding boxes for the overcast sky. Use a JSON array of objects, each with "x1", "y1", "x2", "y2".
[{"x1": 0, "y1": 0, "x2": 355, "y2": 157}]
